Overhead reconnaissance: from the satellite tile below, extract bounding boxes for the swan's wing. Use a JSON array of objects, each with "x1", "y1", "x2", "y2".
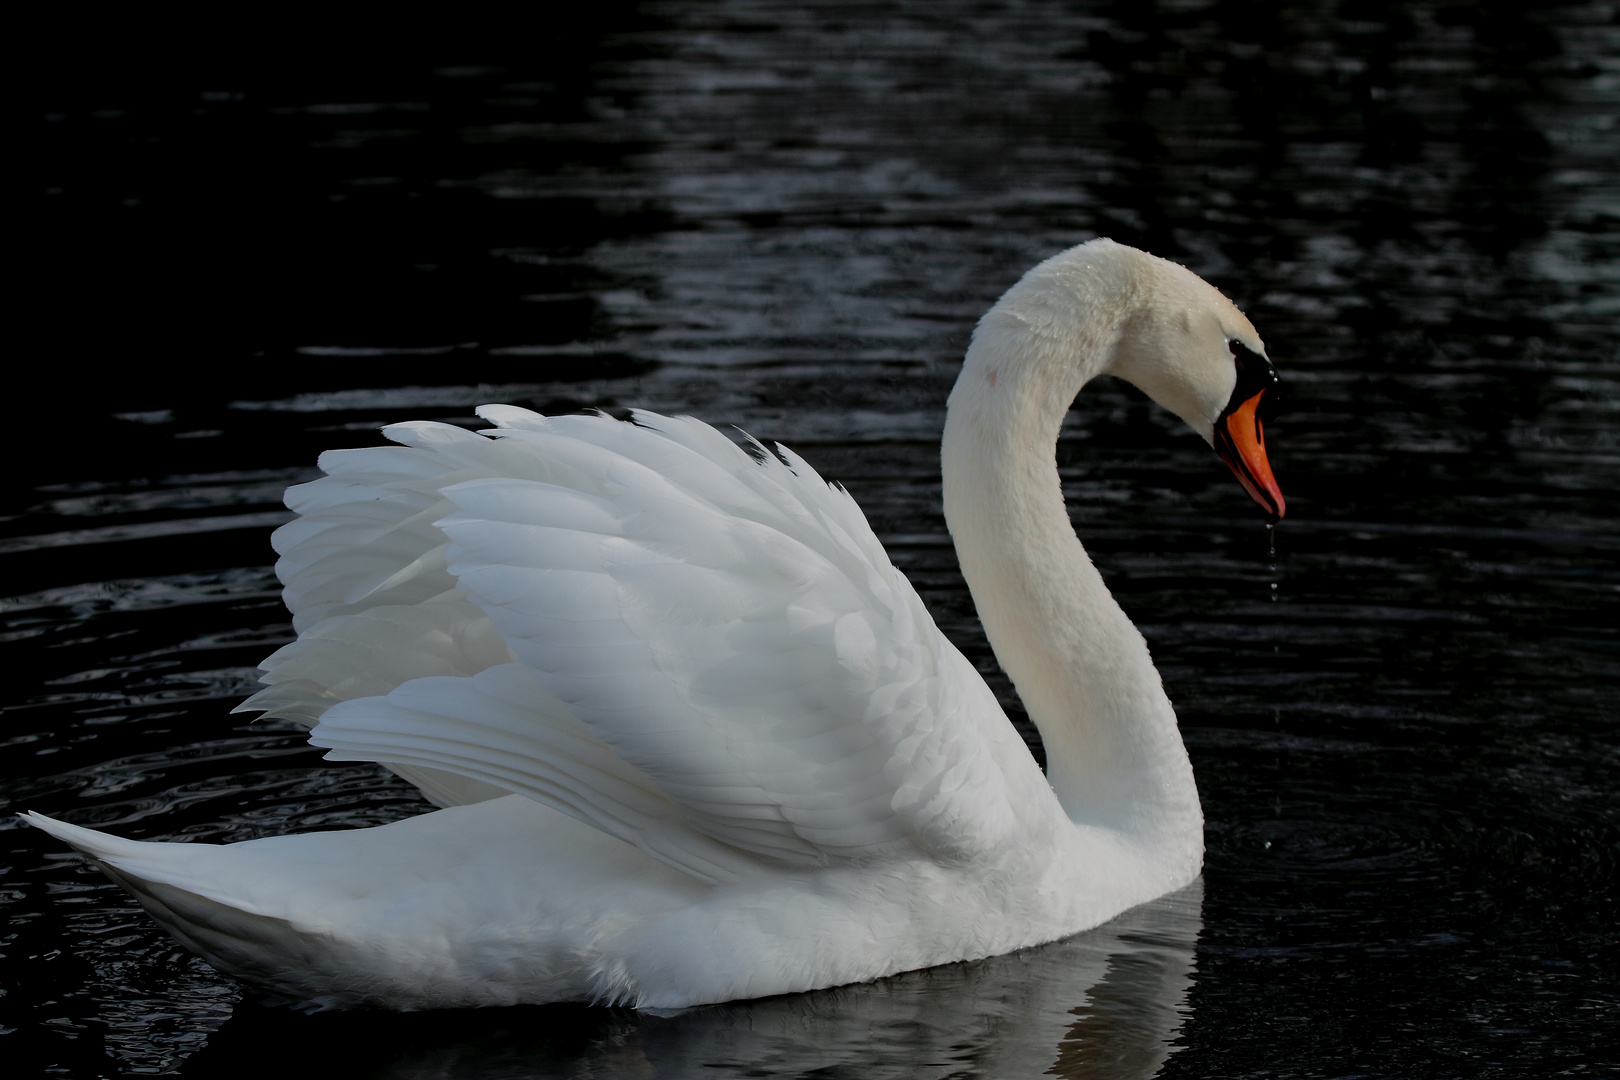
[
  {"x1": 288, "y1": 408, "x2": 1050, "y2": 873},
  {"x1": 310, "y1": 664, "x2": 762, "y2": 883},
  {"x1": 235, "y1": 422, "x2": 549, "y2": 806}
]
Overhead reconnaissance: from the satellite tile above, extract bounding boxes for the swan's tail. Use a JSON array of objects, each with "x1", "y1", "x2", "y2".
[{"x1": 22, "y1": 812, "x2": 336, "y2": 1006}]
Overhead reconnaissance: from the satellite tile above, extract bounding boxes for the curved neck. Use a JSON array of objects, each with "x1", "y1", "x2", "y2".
[{"x1": 941, "y1": 246, "x2": 1200, "y2": 845}]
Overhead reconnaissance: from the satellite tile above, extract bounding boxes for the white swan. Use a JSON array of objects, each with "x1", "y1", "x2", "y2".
[{"x1": 26, "y1": 238, "x2": 1284, "y2": 1012}]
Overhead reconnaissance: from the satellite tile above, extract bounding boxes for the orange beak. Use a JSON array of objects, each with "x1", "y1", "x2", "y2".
[{"x1": 1214, "y1": 390, "x2": 1285, "y2": 520}]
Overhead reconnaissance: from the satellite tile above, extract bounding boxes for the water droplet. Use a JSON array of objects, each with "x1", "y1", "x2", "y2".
[{"x1": 1265, "y1": 521, "x2": 1279, "y2": 601}]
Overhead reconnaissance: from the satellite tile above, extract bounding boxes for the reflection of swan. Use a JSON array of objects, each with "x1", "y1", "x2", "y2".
[
  {"x1": 27, "y1": 239, "x2": 1282, "y2": 1011},
  {"x1": 607, "y1": 880, "x2": 1205, "y2": 1080},
  {"x1": 184, "y1": 882, "x2": 1203, "y2": 1079}
]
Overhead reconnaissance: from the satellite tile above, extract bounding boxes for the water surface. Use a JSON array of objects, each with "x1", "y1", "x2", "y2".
[{"x1": 10, "y1": 2, "x2": 1618, "y2": 1075}]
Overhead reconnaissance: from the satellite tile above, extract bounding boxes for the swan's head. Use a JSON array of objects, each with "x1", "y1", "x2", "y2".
[{"x1": 1103, "y1": 244, "x2": 1287, "y2": 520}]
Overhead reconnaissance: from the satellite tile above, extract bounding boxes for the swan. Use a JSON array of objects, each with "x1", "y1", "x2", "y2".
[{"x1": 26, "y1": 238, "x2": 1284, "y2": 1012}]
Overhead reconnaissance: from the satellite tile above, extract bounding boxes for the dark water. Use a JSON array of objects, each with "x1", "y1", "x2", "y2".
[{"x1": 10, "y1": 3, "x2": 1618, "y2": 1076}]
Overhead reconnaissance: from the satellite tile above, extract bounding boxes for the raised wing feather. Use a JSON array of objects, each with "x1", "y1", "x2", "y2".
[
  {"x1": 312, "y1": 664, "x2": 757, "y2": 884},
  {"x1": 285, "y1": 407, "x2": 1048, "y2": 873},
  {"x1": 236, "y1": 421, "x2": 538, "y2": 807}
]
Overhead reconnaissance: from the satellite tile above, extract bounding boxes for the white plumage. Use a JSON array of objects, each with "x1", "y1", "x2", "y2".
[{"x1": 27, "y1": 239, "x2": 1282, "y2": 1010}]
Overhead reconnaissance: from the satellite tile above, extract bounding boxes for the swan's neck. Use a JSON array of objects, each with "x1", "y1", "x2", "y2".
[{"x1": 941, "y1": 250, "x2": 1201, "y2": 845}]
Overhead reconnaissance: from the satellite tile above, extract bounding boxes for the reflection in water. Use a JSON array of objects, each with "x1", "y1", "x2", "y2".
[{"x1": 181, "y1": 883, "x2": 1201, "y2": 1080}]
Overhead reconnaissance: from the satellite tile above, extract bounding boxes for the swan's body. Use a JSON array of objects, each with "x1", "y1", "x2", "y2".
[{"x1": 27, "y1": 239, "x2": 1283, "y2": 1011}]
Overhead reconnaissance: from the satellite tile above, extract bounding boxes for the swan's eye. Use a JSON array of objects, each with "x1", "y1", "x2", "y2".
[{"x1": 1223, "y1": 339, "x2": 1279, "y2": 418}]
